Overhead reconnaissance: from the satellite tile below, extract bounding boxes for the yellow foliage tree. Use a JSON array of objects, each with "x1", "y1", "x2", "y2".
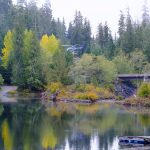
[
  {"x1": 40, "y1": 34, "x2": 49, "y2": 52},
  {"x1": 1, "y1": 31, "x2": 13, "y2": 68},
  {"x1": 40, "y1": 34, "x2": 60, "y2": 55},
  {"x1": 40, "y1": 34, "x2": 61, "y2": 83}
]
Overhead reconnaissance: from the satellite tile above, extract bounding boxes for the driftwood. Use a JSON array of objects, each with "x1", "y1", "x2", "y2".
[
  {"x1": 41, "y1": 90, "x2": 60, "y2": 102},
  {"x1": 50, "y1": 90, "x2": 60, "y2": 102}
]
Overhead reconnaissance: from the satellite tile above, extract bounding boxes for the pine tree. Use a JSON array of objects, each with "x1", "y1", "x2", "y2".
[
  {"x1": 26, "y1": 0, "x2": 38, "y2": 32},
  {"x1": 82, "y1": 18, "x2": 91, "y2": 53},
  {"x1": 123, "y1": 9, "x2": 134, "y2": 53},
  {"x1": 118, "y1": 11, "x2": 125, "y2": 48},
  {"x1": 97, "y1": 23, "x2": 104, "y2": 49},
  {"x1": 142, "y1": 0, "x2": 150, "y2": 27},
  {"x1": 55, "y1": 18, "x2": 67, "y2": 44},
  {"x1": 118, "y1": 11, "x2": 125, "y2": 37},
  {"x1": 11, "y1": 25, "x2": 25, "y2": 87},
  {"x1": 23, "y1": 30, "x2": 43, "y2": 90},
  {"x1": 0, "y1": 0, "x2": 13, "y2": 50},
  {"x1": 38, "y1": 0, "x2": 52, "y2": 36},
  {"x1": 96, "y1": 22, "x2": 115, "y2": 58}
]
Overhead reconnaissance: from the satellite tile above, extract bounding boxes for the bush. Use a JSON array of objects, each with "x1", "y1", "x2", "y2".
[
  {"x1": 137, "y1": 82, "x2": 150, "y2": 98},
  {"x1": 116, "y1": 95, "x2": 124, "y2": 100},
  {"x1": 85, "y1": 84, "x2": 95, "y2": 91},
  {"x1": 75, "y1": 84, "x2": 86, "y2": 92},
  {"x1": 95, "y1": 87, "x2": 114, "y2": 99},
  {"x1": 75, "y1": 84, "x2": 96, "y2": 92},
  {"x1": 86, "y1": 92, "x2": 99, "y2": 101},
  {"x1": 47, "y1": 82, "x2": 62, "y2": 93},
  {"x1": 75, "y1": 91, "x2": 99, "y2": 101}
]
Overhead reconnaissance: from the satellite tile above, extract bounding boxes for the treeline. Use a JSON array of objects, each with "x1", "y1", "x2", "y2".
[{"x1": 1, "y1": 0, "x2": 150, "y2": 90}]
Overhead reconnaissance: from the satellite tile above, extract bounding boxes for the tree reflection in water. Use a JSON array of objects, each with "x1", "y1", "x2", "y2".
[{"x1": 0, "y1": 102, "x2": 150, "y2": 150}]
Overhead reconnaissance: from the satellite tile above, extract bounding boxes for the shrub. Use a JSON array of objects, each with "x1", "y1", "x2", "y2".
[
  {"x1": 75, "y1": 92, "x2": 99, "y2": 101},
  {"x1": 137, "y1": 82, "x2": 150, "y2": 98},
  {"x1": 75, "y1": 84, "x2": 86, "y2": 92},
  {"x1": 85, "y1": 84, "x2": 95, "y2": 91},
  {"x1": 75, "y1": 92, "x2": 86, "y2": 99},
  {"x1": 47, "y1": 82, "x2": 62, "y2": 93},
  {"x1": 86, "y1": 92, "x2": 99, "y2": 101},
  {"x1": 95, "y1": 87, "x2": 114, "y2": 99},
  {"x1": 75, "y1": 84, "x2": 96, "y2": 92}
]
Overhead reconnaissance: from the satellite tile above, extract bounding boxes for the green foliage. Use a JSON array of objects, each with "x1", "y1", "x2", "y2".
[
  {"x1": 75, "y1": 92, "x2": 99, "y2": 101},
  {"x1": 96, "y1": 22, "x2": 115, "y2": 58},
  {"x1": 68, "y1": 11, "x2": 91, "y2": 54},
  {"x1": 0, "y1": 105, "x2": 4, "y2": 116},
  {"x1": 0, "y1": 74, "x2": 4, "y2": 85},
  {"x1": 12, "y1": 29, "x2": 43, "y2": 90},
  {"x1": 2, "y1": 0, "x2": 150, "y2": 91},
  {"x1": 129, "y1": 49, "x2": 148, "y2": 73},
  {"x1": 137, "y1": 82, "x2": 150, "y2": 98},
  {"x1": 113, "y1": 51, "x2": 134, "y2": 74},
  {"x1": 142, "y1": 25, "x2": 150, "y2": 61},
  {"x1": 11, "y1": 25, "x2": 25, "y2": 87},
  {"x1": 69, "y1": 54, "x2": 117, "y2": 85},
  {"x1": 90, "y1": 43, "x2": 103, "y2": 56},
  {"x1": 143, "y1": 63, "x2": 150, "y2": 73},
  {"x1": 23, "y1": 30, "x2": 43, "y2": 90}
]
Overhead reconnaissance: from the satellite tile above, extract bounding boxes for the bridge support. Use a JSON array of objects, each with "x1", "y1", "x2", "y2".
[{"x1": 115, "y1": 80, "x2": 136, "y2": 98}]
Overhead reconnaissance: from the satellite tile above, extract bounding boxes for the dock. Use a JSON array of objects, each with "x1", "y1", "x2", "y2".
[{"x1": 119, "y1": 136, "x2": 150, "y2": 145}]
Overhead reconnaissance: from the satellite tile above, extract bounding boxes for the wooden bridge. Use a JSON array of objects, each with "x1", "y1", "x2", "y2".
[{"x1": 118, "y1": 74, "x2": 150, "y2": 81}]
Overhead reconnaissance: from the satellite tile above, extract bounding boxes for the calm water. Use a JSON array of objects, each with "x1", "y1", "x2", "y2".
[{"x1": 0, "y1": 99, "x2": 150, "y2": 150}]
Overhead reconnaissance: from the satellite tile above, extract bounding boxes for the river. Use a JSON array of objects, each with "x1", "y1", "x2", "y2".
[{"x1": 0, "y1": 90, "x2": 150, "y2": 150}]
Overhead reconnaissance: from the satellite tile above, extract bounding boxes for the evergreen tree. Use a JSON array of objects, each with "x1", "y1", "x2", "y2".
[
  {"x1": 142, "y1": 25, "x2": 150, "y2": 61},
  {"x1": 55, "y1": 18, "x2": 68, "y2": 44},
  {"x1": 67, "y1": 22, "x2": 73, "y2": 40},
  {"x1": 51, "y1": 18, "x2": 57, "y2": 36},
  {"x1": 117, "y1": 11, "x2": 125, "y2": 48},
  {"x1": 11, "y1": 25, "x2": 25, "y2": 87},
  {"x1": 97, "y1": 23, "x2": 104, "y2": 49},
  {"x1": 96, "y1": 22, "x2": 115, "y2": 58},
  {"x1": 142, "y1": 0, "x2": 150, "y2": 27},
  {"x1": 23, "y1": 30, "x2": 43, "y2": 90},
  {"x1": 0, "y1": 0, "x2": 13, "y2": 49},
  {"x1": 26, "y1": 0, "x2": 38, "y2": 32},
  {"x1": 134, "y1": 22, "x2": 143, "y2": 49},
  {"x1": 38, "y1": 0, "x2": 52, "y2": 36},
  {"x1": 82, "y1": 18, "x2": 91, "y2": 53},
  {"x1": 123, "y1": 9, "x2": 134, "y2": 53},
  {"x1": 67, "y1": 11, "x2": 91, "y2": 55}
]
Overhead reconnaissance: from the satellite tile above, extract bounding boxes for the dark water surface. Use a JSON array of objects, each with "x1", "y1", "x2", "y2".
[{"x1": 0, "y1": 99, "x2": 150, "y2": 150}]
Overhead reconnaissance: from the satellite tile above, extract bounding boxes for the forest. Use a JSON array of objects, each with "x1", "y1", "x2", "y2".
[{"x1": 0, "y1": 0, "x2": 150, "y2": 92}]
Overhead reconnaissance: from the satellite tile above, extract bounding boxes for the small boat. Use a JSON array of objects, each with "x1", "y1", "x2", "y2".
[{"x1": 119, "y1": 136, "x2": 150, "y2": 145}]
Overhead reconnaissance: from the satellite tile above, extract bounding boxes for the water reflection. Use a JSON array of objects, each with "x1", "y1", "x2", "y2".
[{"x1": 0, "y1": 102, "x2": 150, "y2": 150}]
